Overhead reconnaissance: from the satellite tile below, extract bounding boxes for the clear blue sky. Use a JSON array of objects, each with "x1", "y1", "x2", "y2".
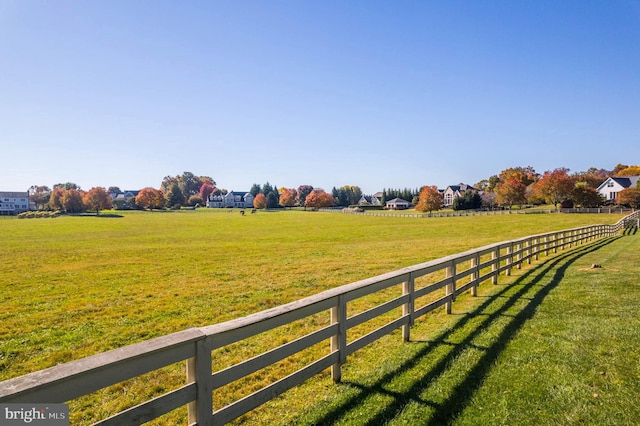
[{"x1": 2, "y1": 1, "x2": 639, "y2": 194}]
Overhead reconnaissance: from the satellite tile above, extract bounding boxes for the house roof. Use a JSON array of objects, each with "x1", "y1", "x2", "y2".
[
  {"x1": 386, "y1": 197, "x2": 410, "y2": 204},
  {"x1": 446, "y1": 183, "x2": 476, "y2": 193},
  {"x1": 0, "y1": 192, "x2": 29, "y2": 198},
  {"x1": 612, "y1": 176, "x2": 640, "y2": 188},
  {"x1": 597, "y1": 176, "x2": 640, "y2": 191}
]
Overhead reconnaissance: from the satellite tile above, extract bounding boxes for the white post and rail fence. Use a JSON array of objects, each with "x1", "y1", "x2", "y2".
[{"x1": 1, "y1": 211, "x2": 638, "y2": 425}]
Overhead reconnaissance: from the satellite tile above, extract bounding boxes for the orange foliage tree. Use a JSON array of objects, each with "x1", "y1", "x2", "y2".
[
  {"x1": 617, "y1": 188, "x2": 640, "y2": 208},
  {"x1": 278, "y1": 188, "x2": 298, "y2": 208},
  {"x1": 615, "y1": 165, "x2": 640, "y2": 177},
  {"x1": 305, "y1": 189, "x2": 334, "y2": 208},
  {"x1": 83, "y1": 187, "x2": 112, "y2": 214},
  {"x1": 253, "y1": 193, "x2": 267, "y2": 209},
  {"x1": 61, "y1": 189, "x2": 85, "y2": 213},
  {"x1": 534, "y1": 168, "x2": 575, "y2": 210},
  {"x1": 415, "y1": 185, "x2": 443, "y2": 213},
  {"x1": 136, "y1": 188, "x2": 165, "y2": 210}
]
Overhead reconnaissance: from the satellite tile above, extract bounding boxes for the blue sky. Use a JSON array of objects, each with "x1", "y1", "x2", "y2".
[{"x1": 1, "y1": 1, "x2": 639, "y2": 194}]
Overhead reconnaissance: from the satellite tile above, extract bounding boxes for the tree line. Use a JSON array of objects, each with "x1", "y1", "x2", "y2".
[
  {"x1": 26, "y1": 164, "x2": 640, "y2": 214},
  {"x1": 413, "y1": 164, "x2": 640, "y2": 213}
]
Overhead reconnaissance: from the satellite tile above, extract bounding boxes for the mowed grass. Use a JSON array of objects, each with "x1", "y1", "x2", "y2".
[
  {"x1": 276, "y1": 230, "x2": 640, "y2": 426},
  {"x1": 0, "y1": 209, "x2": 628, "y2": 423}
]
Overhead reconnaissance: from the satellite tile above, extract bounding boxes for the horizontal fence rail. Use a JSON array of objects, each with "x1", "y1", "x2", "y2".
[
  {"x1": 325, "y1": 207, "x2": 634, "y2": 218},
  {"x1": 1, "y1": 210, "x2": 638, "y2": 425}
]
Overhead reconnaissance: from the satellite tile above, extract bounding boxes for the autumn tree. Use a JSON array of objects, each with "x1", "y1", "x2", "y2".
[
  {"x1": 305, "y1": 189, "x2": 334, "y2": 208},
  {"x1": 494, "y1": 168, "x2": 531, "y2": 209},
  {"x1": 279, "y1": 188, "x2": 298, "y2": 208},
  {"x1": 61, "y1": 189, "x2": 85, "y2": 213},
  {"x1": 615, "y1": 165, "x2": 640, "y2": 177},
  {"x1": 161, "y1": 172, "x2": 215, "y2": 204},
  {"x1": 617, "y1": 188, "x2": 640, "y2": 209},
  {"x1": 611, "y1": 164, "x2": 628, "y2": 176},
  {"x1": 29, "y1": 185, "x2": 51, "y2": 210},
  {"x1": 49, "y1": 189, "x2": 64, "y2": 211},
  {"x1": 187, "y1": 195, "x2": 203, "y2": 207},
  {"x1": 573, "y1": 168, "x2": 611, "y2": 188},
  {"x1": 415, "y1": 185, "x2": 443, "y2": 213},
  {"x1": 83, "y1": 187, "x2": 112, "y2": 214},
  {"x1": 259, "y1": 182, "x2": 279, "y2": 208},
  {"x1": 136, "y1": 188, "x2": 165, "y2": 210},
  {"x1": 253, "y1": 193, "x2": 267, "y2": 209},
  {"x1": 199, "y1": 183, "x2": 215, "y2": 203},
  {"x1": 534, "y1": 168, "x2": 575, "y2": 209},
  {"x1": 296, "y1": 185, "x2": 314, "y2": 209}
]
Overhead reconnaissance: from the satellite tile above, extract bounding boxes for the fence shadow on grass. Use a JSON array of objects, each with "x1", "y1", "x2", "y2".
[{"x1": 307, "y1": 237, "x2": 621, "y2": 426}]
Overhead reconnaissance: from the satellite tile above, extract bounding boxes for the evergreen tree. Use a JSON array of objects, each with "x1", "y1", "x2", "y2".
[
  {"x1": 166, "y1": 183, "x2": 185, "y2": 207},
  {"x1": 249, "y1": 183, "x2": 261, "y2": 196}
]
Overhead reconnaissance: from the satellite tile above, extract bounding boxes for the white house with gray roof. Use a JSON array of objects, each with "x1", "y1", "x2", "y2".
[
  {"x1": 597, "y1": 176, "x2": 640, "y2": 203},
  {"x1": 207, "y1": 191, "x2": 254, "y2": 208},
  {"x1": 0, "y1": 191, "x2": 30, "y2": 215},
  {"x1": 442, "y1": 184, "x2": 477, "y2": 207}
]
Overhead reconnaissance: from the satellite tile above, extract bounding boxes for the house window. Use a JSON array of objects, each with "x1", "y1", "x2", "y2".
[
  {"x1": 607, "y1": 181, "x2": 614, "y2": 187},
  {"x1": 610, "y1": 192, "x2": 615, "y2": 200}
]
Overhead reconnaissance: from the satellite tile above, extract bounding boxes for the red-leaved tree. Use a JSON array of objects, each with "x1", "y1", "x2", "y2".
[{"x1": 199, "y1": 183, "x2": 215, "y2": 203}]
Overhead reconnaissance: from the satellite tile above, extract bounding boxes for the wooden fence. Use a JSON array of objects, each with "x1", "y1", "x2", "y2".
[
  {"x1": 329, "y1": 207, "x2": 633, "y2": 218},
  {"x1": 1, "y1": 211, "x2": 638, "y2": 425}
]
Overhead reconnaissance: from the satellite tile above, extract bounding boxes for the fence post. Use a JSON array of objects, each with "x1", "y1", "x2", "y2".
[
  {"x1": 446, "y1": 261, "x2": 456, "y2": 314},
  {"x1": 544, "y1": 235, "x2": 549, "y2": 256},
  {"x1": 491, "y1": 248, "x2": 498, "y2": 284},
  {"x1": 331, "y1": 295, "x2": 347, "y2": 383},
  {"x1": 505, "y1": 244, "x2": 512, "y2": 276},
  {"x1": 471, "y1": 254, "x2": 479, "y2": 297},
  {"x1": 187, "y1": 338, "x2": 213, "y2": 426},
  {"x1": 402, "y1": 275, "x2": 415, "y2": 342},
  {"x1": 533, "y1": 237, "x2": 539, "y2": 261}
]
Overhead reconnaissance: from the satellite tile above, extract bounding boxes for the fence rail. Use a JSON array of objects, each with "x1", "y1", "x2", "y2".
[
  {"x1": 1, "y1": 211, "x2": 638, "y2": 425},
  {"x1": 325, "y1": 207, "x2": 633, "y2": 218}
]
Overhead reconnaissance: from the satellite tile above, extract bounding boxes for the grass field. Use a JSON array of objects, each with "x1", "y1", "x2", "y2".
[
  {"x1": 0, "y1": 209, "x2": 631, "y2": 424},
  {"x1": 276, "y1": 230, "x2": 640, "y2": 425}
]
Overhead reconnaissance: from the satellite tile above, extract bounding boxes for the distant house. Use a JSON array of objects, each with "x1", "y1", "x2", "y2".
[
  {"x1": 442, "y1": 183, "x2": 478, "y2": 207},
  {"x1": 207, "y1": 191, "x2": 254, "y2": 208},
  {"x1": 385, "y1": 198, "x2": 410, "y2": 210},
  {"x1": 597, "y1": 176, "x2": 640, "y2": 203},
  {"x1": 358, "y1": 192, "x2": 383, "y2": 206},
  {"x1": 110, "y1": 190, "x2": 140, "y2": 201},
  {"x1": 0, "y1": 191, "x2": 30, "y2": 215}
]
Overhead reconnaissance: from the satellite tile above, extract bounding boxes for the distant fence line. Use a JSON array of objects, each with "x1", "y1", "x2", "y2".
[
  {"x1": 319, "y1": 207, "x2": 634, "y2": 218},
  {"x1": 1, "y1": 211, "x2": 639, "y2": 425}
]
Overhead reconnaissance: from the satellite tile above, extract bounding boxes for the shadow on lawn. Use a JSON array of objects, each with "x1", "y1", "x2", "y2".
[{"x1": 310, "y1": 236, "x2": 621, "y2": 426}]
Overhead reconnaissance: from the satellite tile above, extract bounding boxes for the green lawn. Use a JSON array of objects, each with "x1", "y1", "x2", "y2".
[
  {"x1": 270, "y1": 230, "x2": 640, "y2": 425},
  {"x1": 0, "y1": 209, "x2": 632, "y2": 424}
]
